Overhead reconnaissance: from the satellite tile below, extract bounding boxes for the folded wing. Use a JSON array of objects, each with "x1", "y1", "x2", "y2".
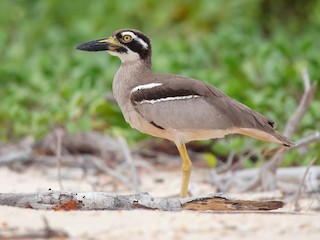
[{"x1": 130, "y1": 74, "x2": 293, "y2": 146}]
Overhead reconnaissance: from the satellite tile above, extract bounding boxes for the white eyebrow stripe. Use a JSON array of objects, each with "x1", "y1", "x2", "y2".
[
  {"x1": 138, "y1": 95, "x2": 200, "y2": 104},
  {"x1": 121, "y1": 31, "x2": 149, "y2": 49},
  {"x1": 131, "y1": 83, "x2": 163, "y2": 93}
]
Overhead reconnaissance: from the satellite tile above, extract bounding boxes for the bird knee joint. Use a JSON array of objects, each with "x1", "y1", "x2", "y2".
[{"x1": 182, "y1": 163, "x2": 192, "y2": 172}]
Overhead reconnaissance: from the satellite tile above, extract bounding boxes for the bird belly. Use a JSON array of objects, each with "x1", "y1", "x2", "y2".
[
  {"x1": 120, "y1": 103, "x2": 283, "y2": 145},
  {"x1": 121, "y1": 104, "x2": 172, "y2": 140},
  {"x1": 167, "y1": 128, "x2": 238, "y2": 143},
  {"x1": 173, "y1": 127, "x2": 283, "y2": 144}
]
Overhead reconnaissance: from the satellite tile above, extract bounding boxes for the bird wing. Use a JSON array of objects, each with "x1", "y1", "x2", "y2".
[{"x1": 130, "y1": 73, "x2": 292, "y2": 145}]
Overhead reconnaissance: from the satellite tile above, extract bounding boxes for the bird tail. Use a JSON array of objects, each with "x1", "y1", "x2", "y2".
[{"x1": 238, "y1": 128, "x2": 295, "y2": 147}]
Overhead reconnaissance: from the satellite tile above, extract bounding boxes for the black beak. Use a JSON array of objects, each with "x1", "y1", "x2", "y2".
[{"x1": 75, "y1": 37, "x2": 121, "y2": 52}]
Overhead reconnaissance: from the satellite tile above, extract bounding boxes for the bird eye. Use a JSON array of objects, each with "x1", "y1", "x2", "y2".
[{"x1": 122, "y1": 35, "x2": 133, "y2": 43}]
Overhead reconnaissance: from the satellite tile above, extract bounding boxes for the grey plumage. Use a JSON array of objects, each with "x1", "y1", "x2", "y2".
[
  {"x1": 76, "y1": 28, "x2": 294, "y2": 198},
  {"x1": 130, "y1": 73, "x2": 293, "y2": 146},
  {"x1": 90, "y1": 29, "x2": 292, "y2": 147}
]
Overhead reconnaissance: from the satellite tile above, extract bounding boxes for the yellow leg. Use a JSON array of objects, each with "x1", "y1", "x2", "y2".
[{"x1": 177, "y1": 142, "x2": 192, "y2": 198}]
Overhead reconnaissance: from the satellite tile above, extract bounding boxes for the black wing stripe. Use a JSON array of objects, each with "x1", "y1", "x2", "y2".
[
  {"x1": 150, "y1": 121, "x2": 165, "y2": 130},
  {"x1": 131, "y1": 86, "x2": 200, "y2": 104}
]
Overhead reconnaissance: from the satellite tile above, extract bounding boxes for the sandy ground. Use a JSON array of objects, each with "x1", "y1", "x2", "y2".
[
  {"x1": 1, "y1": 206, "x2": 319, "y2": 240},
  {"x1": 0, "y1": 165, "x2": 319, "y2": 239}
]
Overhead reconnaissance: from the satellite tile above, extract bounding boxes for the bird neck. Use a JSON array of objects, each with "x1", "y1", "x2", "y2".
[
  {"x1": 144, "y1": 55, "x2": 152, "y2": 70},
  {"x1": 112, "y1": 59, "x2": 152, "y2": 106},
  {"x1": 122, "y1": 56, "x2": 152, "y2": 70},
  {"x1": 119, "y1": 58, "x2": 152, "y2": 83}
]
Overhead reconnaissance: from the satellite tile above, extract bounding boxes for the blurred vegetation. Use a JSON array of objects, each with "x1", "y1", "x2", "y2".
[{"x1": 0, "y1": 0, "x2": 319, "y2": 165}]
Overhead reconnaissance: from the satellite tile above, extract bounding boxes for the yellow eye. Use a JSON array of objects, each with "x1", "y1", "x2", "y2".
[{"x1": 122, "y1": 35, "x2": 132, "y2": 43}]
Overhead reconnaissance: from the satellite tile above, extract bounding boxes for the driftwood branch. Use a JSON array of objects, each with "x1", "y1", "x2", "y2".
[
  {"x1": 0, "y1": 137, "x2": 34, "y2": 167},
  {"x1": 0, "y1": 129, "x2": 141, "y2": 191},
  {"x1": 0, "y1": 192, "x2": 283, "y2": 211},
  {"x1": 245, "y1": 68, "x2": 318, "y2": 191},
  {"x1": 0, "y1": 130, "x2": 125, "y2": 169},
  {"x1": 212, "y1": 166, "x2": 320, "y2": 194},
  {"x1": 283, "y1": 69, "x2": 317, "y2": 138}
]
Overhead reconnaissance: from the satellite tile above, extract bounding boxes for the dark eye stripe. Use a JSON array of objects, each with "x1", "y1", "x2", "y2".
[
  {"x1": 115, "y1": 47, "x2": 128, "y2": 53},
  {"x1": 127, "y1": 40, "x2": 149, "y2": 59},
  {"x1": 114, "y1": 30, "x2": 151, "y2": 59}
]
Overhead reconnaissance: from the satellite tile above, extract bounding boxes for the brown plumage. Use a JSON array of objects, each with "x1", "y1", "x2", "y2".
[
  {"x1": 76, "y1": 29, "x2": 294, "y2": 197},
  {"x1": 130, "y1": 74, "x2": 293, "y2": 146}
]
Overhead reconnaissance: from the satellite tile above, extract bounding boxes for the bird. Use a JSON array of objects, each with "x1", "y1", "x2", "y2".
[{"x1": 76, "y1": 29, "x2": 294, "y2": 198}]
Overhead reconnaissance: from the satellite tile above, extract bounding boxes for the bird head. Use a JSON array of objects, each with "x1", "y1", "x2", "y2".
[{"x1": 76, "y1": 29, "x2": 151, "y2": 64}]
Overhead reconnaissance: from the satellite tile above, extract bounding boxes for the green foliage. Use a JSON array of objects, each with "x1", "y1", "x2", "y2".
[
  {"x1": 0, "y1": 0, "x2": 319, "y2": 165},
  {"x1": 204, "y1": 152, "x2": 218, "y2": 168}
]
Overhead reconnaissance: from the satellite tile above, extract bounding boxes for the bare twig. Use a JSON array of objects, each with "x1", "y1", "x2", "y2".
[
  {"x1": 231, "y1": 149, "x2": 258, "y2": 171},
  {"x1": 216, "y1": 151, "x2": 235, "y2": 173},
  {"x1": 233, "y1": 165, "x2": 320, "y2": 194},
  {"x1": 301, "y1": 68, "x2": 311, "y2": 92},
  {"x1": 293, "y1": 132, "x2": 320, "y2": 149},
  {"x1": 213, "y1": 150, "x2": 258, "y2": 192},
  {"x1": 293, "y1": 157, "x2": 317, "y2": 211},
  {"x1": 257, "y1": 68, "x2": 317, "y2": 191},
  {"x1": 55, "y1": 128, "x2": 64, "y2": 190},
  {"x1": 36, "y1": 129, "x2": 124, "y2": 165},
  {"x1": 284, "y1": 69, "x2": 317, "y2": 138},
  {"x1": 33, "y1": 153, "x2": 139, "y2": 192},
  {"x1": 88, "y1": 155, "x2": 138, "y2": 191},
  {"x1": 118, "y1": 136, "x2": 140, "y2": 193}
]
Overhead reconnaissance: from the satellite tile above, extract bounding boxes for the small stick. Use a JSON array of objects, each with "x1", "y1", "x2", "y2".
[
  {"x1": 55, "y1": 129, "x2": 64, "y2": 190},
  {"x1": 216, "y1": 151, "x2": 234, "y2": 173},
  {"x1": 258, "y1": 68, "x2": 317, "y2": 191},
  {"x1": 292, "y1": 132, "x2": 320, "y2": 149},
  {"x1": 301, "y1": 68, "x2": 310, "y2": 92},
  {"x1": 284, "y1": 69, "x2": 317, "y2": 138},
  {"x1": 89, "y1": 155, "x2": 136, "y2": 191},
  {"x1": 118, "y1": 136, "x2": 140, "y2": 193},
  {"x1": 293, "y1": 157, "x2": 317, "y2": 212}
]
